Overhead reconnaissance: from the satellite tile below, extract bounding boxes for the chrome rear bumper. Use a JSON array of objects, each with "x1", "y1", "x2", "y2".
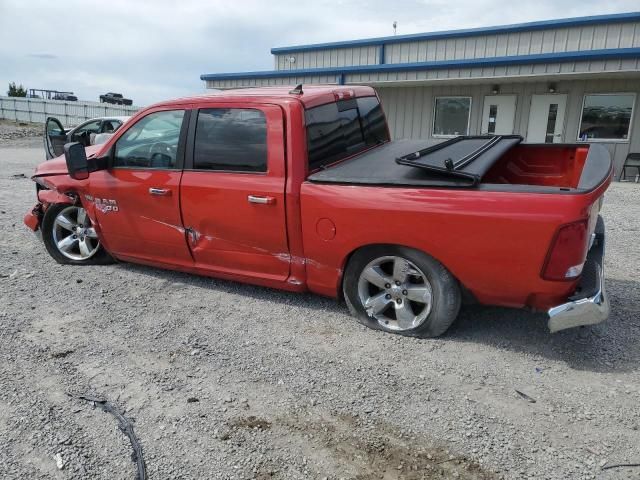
[{"x1": 547, "y1": 216, "x2": 609, "y2": 333}]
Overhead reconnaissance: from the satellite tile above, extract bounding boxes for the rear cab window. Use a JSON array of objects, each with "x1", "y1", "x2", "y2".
[{"x1": 305, "y1": 96, "x2": 389, "y2": 172}]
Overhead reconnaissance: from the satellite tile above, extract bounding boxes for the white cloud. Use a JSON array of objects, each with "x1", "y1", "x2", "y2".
[{"x1": 0, "y1": 0, "x2": 638, "y2": 105}]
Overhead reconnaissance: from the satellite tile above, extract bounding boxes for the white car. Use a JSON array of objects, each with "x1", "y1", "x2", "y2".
[{"x1": 44, "y1": 116, "x2": 131, "y2": 159}]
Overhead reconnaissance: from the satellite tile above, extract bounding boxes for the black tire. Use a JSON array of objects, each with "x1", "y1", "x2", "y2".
[
  {"x1": 41, "y1": 203, "x2": 113, "y2": 265},
  {"x1": 343, "y1": 245, "x2": 461, "y2": 337}
]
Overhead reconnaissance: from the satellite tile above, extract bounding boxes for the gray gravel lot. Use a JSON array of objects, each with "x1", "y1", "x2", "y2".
[{"x1": 1, "y1": 129, "x2": 639, "y2": 479}]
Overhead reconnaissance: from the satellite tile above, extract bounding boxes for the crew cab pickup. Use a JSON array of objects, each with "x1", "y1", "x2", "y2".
[
  {"x1": 24, "y1": 85, "x2": 612, "y2": 337},
  {"x1": 99, "y1": 92, "x2": 133, "y2": 106}
]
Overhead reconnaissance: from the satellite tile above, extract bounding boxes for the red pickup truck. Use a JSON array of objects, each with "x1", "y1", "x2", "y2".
[{"x1": 24, "y1": 85, "x2": 611, "y2": 337}]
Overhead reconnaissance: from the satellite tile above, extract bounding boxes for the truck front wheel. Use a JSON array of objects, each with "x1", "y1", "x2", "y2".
[
  {"x1": 42, "y1": 203, "x2": 113, "y2": 265},
  {"x1": 343, "y1": 246, "x2": 461, "y2": 337}
]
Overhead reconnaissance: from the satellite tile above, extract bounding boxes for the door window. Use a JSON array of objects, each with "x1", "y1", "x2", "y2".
[
  {"x1": 544, "y1": 104, "x2": 559, "y2": 144},
  {"x1": 47, "y1": 118, "x2": 65, "y2": 136},
  {"x1": 113, "y1": 110, "x2": 185, "y2": 169},
  {"x1": 101, "y1": 120, "x2": 121, "y2": 133},
  {"x1": 193, "y1": 108, "x2": 267, "y2": 172},
  {"x1": 75, "y1": 120, "x2": 102, "y2": 135},
  {"x1": 487, "y1": 105, "x2": 498, "y2": 134}
]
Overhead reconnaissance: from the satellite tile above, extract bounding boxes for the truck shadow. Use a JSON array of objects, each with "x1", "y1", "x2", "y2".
[
  {"x1": 448, "y1": 277, "x2": 640, "y2": 374},
  {"x1": 118, "y1": 263, "x2": 639, "y2": 374}
]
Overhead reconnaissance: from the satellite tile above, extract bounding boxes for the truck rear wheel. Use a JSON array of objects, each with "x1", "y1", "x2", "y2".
[
  {"x1": 42, "y1": 203, "x2": 113, "y2": 265},
  {"x1": 343, "y1": 246, "x2": 461, "y2": 337}
]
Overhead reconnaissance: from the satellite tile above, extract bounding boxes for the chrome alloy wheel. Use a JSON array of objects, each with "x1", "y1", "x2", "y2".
[
  {"x1": 357, "y1": 255, "x2": 433, "y2": 331},
  {"x1": 51, "y1": 206, "x2": 100, "y2": 261}
]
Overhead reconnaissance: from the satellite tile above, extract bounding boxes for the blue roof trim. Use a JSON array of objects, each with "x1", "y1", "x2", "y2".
[
  {"x1": 270, "y1": 12, "x2": 640, "y2": 54},
  {"x1": 200, "y1": 48, "x2": 640, "y2": 81}
]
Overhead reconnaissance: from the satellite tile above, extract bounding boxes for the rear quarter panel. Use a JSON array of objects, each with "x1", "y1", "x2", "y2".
[{"x1": 300, "y1": 183, "x2": 606, "y2": 310}]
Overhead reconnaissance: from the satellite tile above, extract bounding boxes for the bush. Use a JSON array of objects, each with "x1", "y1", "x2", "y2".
[{"x1": 7, "y1": 82, "x2": 27, "y2": 97}]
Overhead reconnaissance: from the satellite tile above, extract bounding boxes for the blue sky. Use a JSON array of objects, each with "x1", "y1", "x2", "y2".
[{"x1": 0, "y1": 0, "x2": 638, "y2": 106}]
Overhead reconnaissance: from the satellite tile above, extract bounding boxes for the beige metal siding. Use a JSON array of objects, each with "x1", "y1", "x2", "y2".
[
  {"x1": 376, "y1": 77, "x2": 640, "y2": 175},
  {"x1": 272, "y1": 21, "x2": 640, "y2": 69},
  {"x1": 274, "y1": 46, "x2": 379, "y2": 70},
  {"x1": 207, "y1": 57, "x2": 640, "y2": 90},
  {"x1": 205, "y1": 76, "x2": 339, "y2": 89},
  {"x1": 383, "y1": 21, "x2": 640, "y2": 64}
]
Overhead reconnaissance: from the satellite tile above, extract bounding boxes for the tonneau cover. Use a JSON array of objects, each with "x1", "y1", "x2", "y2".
[{"x1": 308, "y1": 136, "x2": 523, "y2": 188}]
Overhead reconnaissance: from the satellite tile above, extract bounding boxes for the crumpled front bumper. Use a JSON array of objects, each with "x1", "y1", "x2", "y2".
[
  {"x1": 547, "y1": 216, "x2": 609, "y2": 333},
  {"x1": 24, "y1": 202, "x2": 43, "y2": 233}
]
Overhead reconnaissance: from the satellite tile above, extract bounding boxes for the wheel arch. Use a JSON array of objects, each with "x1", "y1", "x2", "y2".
[
  {"x1": 337, "y1": 243, "x2": 474, "y2": 304},
  {"x1": 339, "y1": 243, "x2": 441, "y2": 295}
]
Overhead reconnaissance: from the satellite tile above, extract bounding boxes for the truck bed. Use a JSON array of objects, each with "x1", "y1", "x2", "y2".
[{"x1": 308, "y1": 137, "x2": 611, "y2": 193}]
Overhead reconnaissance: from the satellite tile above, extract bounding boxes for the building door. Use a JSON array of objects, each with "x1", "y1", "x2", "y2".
[
  {"x1": 481, "y1": 95, "x2": 517, "y2": 135},
  {"x1": 527, "y1": 94, "x2": 567, "y2": 143}
]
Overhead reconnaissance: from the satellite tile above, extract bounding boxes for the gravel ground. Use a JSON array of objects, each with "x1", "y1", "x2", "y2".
[
  {"x1": 0, "y1": 120, "x2": 42, "y2": 145},
  {"x1": 1, "y1": 134, "x2": 639, "y2": 480}
]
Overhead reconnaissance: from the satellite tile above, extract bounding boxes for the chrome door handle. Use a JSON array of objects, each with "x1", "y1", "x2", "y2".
[
  {"x1": 149, "y1": 188, "x2": 171, "y2": 196},
  {"x1": 248, "y1": 195, "x2": 275, "y2": 205}
]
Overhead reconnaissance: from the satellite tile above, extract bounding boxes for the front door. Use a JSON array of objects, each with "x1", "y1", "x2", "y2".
[
  {"x1": 527, "y1": 94, "x2": 567, "y2": 143},
  {"x1": 88, "y1": 108, "x2": 193, "y2": 265},
  {"x1": 180, "y1": 105, "x2": 290, "y2": 281},
  {"x1": 481, "y1": 95, "x2": 517, "y2": 135},
  {"x1": 44, "y1": 117, "x2": 67, "y2": 159}
]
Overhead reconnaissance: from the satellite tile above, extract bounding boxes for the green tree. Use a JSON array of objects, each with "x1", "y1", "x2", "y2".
[{"x1": 7, "y1": 82, "x2": 27, "y2": 97}]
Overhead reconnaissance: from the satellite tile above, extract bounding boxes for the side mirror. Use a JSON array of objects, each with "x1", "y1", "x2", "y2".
[{"x1": 64, "y1": 142, "x2": 89, "y2": 180}]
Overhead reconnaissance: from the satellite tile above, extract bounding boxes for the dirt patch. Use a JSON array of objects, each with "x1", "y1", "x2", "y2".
[
  {"x1": 278, "y1": 412, "x2": 495, "y2": 479},
  {"x1": 229, "y1": 415, "x2": 272, "y2": 431}
]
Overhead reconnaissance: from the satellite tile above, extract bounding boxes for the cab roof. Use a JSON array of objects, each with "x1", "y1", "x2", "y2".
[{"x1": 153, "y1": 85, "x2": 377, "y2": 110}]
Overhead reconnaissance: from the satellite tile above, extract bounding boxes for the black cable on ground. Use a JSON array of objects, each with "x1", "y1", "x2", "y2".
[{"x1": 79, "y1": 395, "x2": 147, "y2": 480}]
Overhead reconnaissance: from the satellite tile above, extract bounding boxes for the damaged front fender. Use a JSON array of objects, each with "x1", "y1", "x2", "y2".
[{"x1": 37, "y1": 189, "x2": 77, "y2": 205}]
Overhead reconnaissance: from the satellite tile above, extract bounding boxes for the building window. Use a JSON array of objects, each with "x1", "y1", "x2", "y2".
[
  {"x1": 433, "y1": 97, "x2": 472, "y2": 137},
  {"x1": 578, "y1": 93, "x2": 636, "y2": 142},
  {"x1": 193, "y1": 108, "x2": 267, "y2": 172}
]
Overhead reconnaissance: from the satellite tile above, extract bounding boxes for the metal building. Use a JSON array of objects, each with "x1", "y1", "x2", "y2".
[{"x1": 201, "y1": 12, "x2": 640, "y2": 175}]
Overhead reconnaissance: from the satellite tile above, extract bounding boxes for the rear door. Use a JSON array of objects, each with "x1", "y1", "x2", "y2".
[
  {"x1": 44, "y1": 117, "x2": 67, "y2": 159},
  {"x1": 180, "y1": 104, "x2": 289, "y2": 281},
  {"x1": 88, "y1": 108, "x2": 193, "y2": 265}
]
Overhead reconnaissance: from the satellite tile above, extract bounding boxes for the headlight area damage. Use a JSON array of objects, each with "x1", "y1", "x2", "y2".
[
  {"x1": 24, "y1": 147, "x2": 97, "y2": 234},
  {"x1": 24, "y1": 182, "x2": 78, "y2": 234}
]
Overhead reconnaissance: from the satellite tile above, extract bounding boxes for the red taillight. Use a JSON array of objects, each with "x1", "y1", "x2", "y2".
[{"x1": 542, "y1": 220, "x2": 589, "y2": 281}]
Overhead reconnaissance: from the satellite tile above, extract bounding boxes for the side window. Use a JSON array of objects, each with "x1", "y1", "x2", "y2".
[
  {"x1": 101, "y1": 120, "x2": 119, "y2": 133},
  {"x1": 113, "y1": 110, "x2": 185, "y2": 169},
  {"x1": 193, "y1": 108, "x2": 267, "y2": 172},
  {"x1": 76, "y1": 120, "x2": 102, "y2": 135}
]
